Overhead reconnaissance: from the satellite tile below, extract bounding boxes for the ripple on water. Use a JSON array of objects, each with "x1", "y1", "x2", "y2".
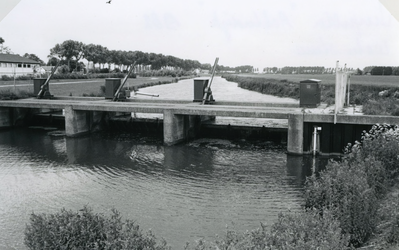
[{"x1": 0, "y1": 126, "x2": 308, "y2": 249}]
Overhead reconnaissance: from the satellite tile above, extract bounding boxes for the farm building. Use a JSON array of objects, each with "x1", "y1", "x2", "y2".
[{"x1": 0, "y1": 53, "x2": 40, "y2": 77}]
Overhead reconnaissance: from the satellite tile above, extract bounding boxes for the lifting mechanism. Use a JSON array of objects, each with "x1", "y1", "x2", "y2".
[
  {"x1": 112, "y1": 61, "x2": 159, "y2": 101},
  {"x1": 37, "y1": 61, "x2": 61, "y2": 99},
  {"x1": 112, "y1": 62, "x2": 137, "y2": 101},
  {"x1": 201, "y1": 57, "x2": 219, "y2": 105}
]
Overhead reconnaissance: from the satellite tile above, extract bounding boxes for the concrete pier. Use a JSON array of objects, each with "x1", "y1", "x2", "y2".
[
  {"x1": 287, "y1": 114, "x2": 304, "y2": 155},
  {"x1": 163, "y1": 110, "x2": 202, "y2": 145},
  {"x1": 65, "y1": 106, "x2": 104, "y2": 137}
]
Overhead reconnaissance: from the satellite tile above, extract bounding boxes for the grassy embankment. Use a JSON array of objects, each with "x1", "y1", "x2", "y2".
[
  {"x1": 0, "y1": 76, "x2": 191, "y2": 100},
  {"x1": 24, "y1": 124, "x2": 399, "y2": 249},
  {"x1": 223, "y1": 74, "x2": 399, "y2": 116}
]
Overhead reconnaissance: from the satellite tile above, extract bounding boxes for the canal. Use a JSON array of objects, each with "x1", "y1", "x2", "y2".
[{"x1": 0, "y1": 77, "x2": 325, "y2": 249}]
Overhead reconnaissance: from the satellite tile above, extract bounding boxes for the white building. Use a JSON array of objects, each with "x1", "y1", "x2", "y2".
[{"x1": 0, "y1": 54, "x2": 40, "y2": 77}]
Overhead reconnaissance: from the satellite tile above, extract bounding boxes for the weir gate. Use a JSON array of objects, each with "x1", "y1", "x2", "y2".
[{"x1": 1, "y1": 97, "x2": 398, "y2": 155}]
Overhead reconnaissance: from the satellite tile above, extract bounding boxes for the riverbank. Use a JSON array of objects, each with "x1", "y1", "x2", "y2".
[
  {"x1": 0, "y1": 76, "x2": 193, "y2": 99},
  {"x1": 224, "y1": 74, "x2": 399, "y2": 116}
]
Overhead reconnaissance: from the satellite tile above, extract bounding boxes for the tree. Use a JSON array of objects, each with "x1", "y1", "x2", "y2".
[
  {"x1": 49, "y1": 40, "x2": 84, "y2": 72},
  {"x1": 363, "y1": 66, "x2": 375, "y2": 75},
  {"x1": 47, "y1": 57, "x2": 60, "y2": 66},
  {"x1": 23, "y1": 53, "x2": 45, "y2": 65},
  {"x1": 0, "y1": 37, "x2": 13, "y2": 54},
  {"x1": 371, "y1": 66, "x2": 393, "y2": 75}
]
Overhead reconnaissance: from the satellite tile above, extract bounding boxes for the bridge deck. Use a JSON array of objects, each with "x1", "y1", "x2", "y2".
[{"x1": 0, "y1": 97, "x2": 399, "y2": 125}]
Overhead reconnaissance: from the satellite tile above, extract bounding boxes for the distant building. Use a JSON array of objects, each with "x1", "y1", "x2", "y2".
[{"x1": 0, "y1": 53, "x2": 40, "y2": 77}]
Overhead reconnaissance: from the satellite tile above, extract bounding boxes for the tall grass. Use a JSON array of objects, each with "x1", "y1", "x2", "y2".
[
  {"x1": 305, "y1": 124, "x2": 399, "y2": 247},
  {"x1": 0, "y1": 89, "x2": 34, "y2": 100},
  {"x1": 222, "y1": 75, "x2": 299, "y2": 99},
  {"x1": 224, "y1": 75, "x2": 399, "y2": 116}
]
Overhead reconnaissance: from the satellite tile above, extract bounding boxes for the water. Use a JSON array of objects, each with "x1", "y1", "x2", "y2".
[
  {"x1": 132, "y1": 76, "x2": 297, "y2": 128},
  {"x1": 0, "y1": 77, "x2": 312, "y2": 249},
  {"x1": 0, "y1": 129, "x2": 313, "y2": 249}
]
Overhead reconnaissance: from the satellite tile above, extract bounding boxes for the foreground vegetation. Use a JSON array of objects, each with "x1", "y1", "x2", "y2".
[
  {"x1": 223, "y1": 75, "x2": 399, "y2": 116},
  {"x1": 24, "y1": 124, "x2": 399, "y2": 249}
]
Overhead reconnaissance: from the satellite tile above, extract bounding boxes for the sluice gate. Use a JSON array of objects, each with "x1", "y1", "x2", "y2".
[{"x1": 1, "y1": 98, "x2": 399, "y2": 155}]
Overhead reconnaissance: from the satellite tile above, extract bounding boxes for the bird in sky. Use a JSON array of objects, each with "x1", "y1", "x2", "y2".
[{"x1": 106, "y1": 0, "x2": 111, "y2": 4}]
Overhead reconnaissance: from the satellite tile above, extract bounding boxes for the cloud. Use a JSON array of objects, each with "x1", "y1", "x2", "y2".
[{"x1": 0, "y1": 0, "x2": 398, "y2": 69}]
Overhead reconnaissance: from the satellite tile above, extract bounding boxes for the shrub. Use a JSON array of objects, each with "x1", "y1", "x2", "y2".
[
  {"x1": 363, "y1": 98, "x2": 399, "y2": 116},
  {"x1": 17, "y1": 75, "x2": 33, "y2": 80},
  {"x1": 386, "y1": 214, "x2": 399, "y2": 244},
  {"x1": 359, "y1": 124, "x2": 399, "y2": 177},
  {"x1": 305, "y1": 124, "x2": 399, "y2": 247},
  {"x1": 1, "y1": 75, "x2": 12, "y2": 81},
  {"x1": 58, "y1": 65, "x2": 70, "y2": 74},
  {"x1": 0, "y1": 89, "x2": 34, "y2": 100},
  {"x1": 185, "y1": 210, "x2": 350, "y2": 250},
  {"x1": 268, "y1": 210, "x2": 351, "y2": 250},
  {"x1": 24, "y1": 206, "x2": 169, "y2": 250},
  {"x1": 305, "y1": 159, "x2": 379, "y2": 246}
]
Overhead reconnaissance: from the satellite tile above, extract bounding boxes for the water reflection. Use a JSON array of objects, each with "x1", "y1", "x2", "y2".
[{"x1": 0, "y1": 128, "x2": 328, "y2": 249}]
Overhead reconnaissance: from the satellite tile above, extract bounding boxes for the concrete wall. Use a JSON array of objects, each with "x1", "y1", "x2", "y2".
[
  {"x1": 163, "y1": 110, "x2": 203, "y2": 146},
  {"x1": 0, "y1": 108, "x2": 11, "y2": 128},
  {"x1": 0, "y1": 107, "x2": 37, "y2": 128},
  {"x1": 65, "y1": 106, "x2": 104, "y2": 136}
]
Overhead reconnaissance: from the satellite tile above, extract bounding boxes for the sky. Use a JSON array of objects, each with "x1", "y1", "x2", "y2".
[{"x1": 0, "y1": 0, "x2": 398, "y2": 70}]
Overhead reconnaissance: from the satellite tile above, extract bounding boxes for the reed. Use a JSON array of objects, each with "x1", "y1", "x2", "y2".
[{"x1": 224, "y1": 75, "x2": 399, "y2": 116}]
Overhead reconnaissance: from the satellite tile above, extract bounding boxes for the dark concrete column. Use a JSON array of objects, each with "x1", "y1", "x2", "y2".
[
  {"x1": 164, "y1": 110, "x2": 186, "y2": 145},
  {"x1": 163, "y1": 110, "x2": 201, "y2": 146},
  {"x1": 287, "y1": 113, "x2": 304, "y2": 155},
  {"x1": 90, "y1": 111, "x2": 105, "y2": 132},
  {"x1": 0, "y1": 107, "x2": 11, "y2": 128},
  {"x1": 65, "y1": 106, "x2": 91, "y2": 136}
]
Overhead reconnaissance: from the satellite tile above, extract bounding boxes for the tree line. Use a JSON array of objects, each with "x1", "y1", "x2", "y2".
[
  {"x1": 361, "y1": 66, "x2": 399, "y2": 75},
  {"x1": 47, "y1": 40, "x2": 210, "y2": 73},
  {"x1": 1, "y1": 37, "x2": 257, "y2": 74},
  {"x1": 263, "y1": 66, "x2": 399, "y2": 75},
  {"x1": 47, "y1": 40, "x2": 257, "y2": 74},
  {"x1": 262, "y1": 66, "x2": 353, "y2": 74},
  {"x1": 3, "y1": 37, "x2": 398, "y2": 76}
]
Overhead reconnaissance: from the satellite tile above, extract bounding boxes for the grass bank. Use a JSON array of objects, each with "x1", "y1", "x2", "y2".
[
  {"x1": 0, "y1": 76, "x2": 192, "y2": 98},
  {"x1": 223, "y1": 74, "x2": 399, "y2": 116}
]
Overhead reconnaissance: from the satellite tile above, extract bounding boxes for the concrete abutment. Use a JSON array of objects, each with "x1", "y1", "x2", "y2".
[
  {"x1": 287, "y1": 113, "x2": 304, "y2": 155},
  {"x1": 64, "y1": 106, "x2": 104, "y2": 136},
  {"x1": 163, "y1": 110, "x2": 213, "y2": 146}
]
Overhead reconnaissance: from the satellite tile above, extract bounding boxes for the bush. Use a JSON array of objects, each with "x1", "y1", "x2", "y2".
[
  {"x1": 363, "y1": 98, "x2": 399, "y2": 116},
  {"x1": 24, "y1": 206, "x2": 169, "y2": 250},
  {"x1": 0, "y1": 89, "x2": 34, "y2": 100},
  {"x1": 185, "y1": 210, "x2": 351, "y2": 250},
  {"x1": 268, "y1": 210, "x2": 351, "y2": 250},
  {"x1": 59, "y1": 65, "x2": 70, "y2": 74},
  {"x1": 386, "y1": 214, "x2": 399, "y2": 244},
  {"x1": 305, "y1": 159, "x2": 379, "y2": 246},
  {"x1": 359, "y1": 124, "x2": 399, "y2": 177},
  {"x1": 305, "y1": 124, "x2": 399, "y2": 247},
  {"x1": 1, "y1": 75, "x2": 12, "y2": 81}
]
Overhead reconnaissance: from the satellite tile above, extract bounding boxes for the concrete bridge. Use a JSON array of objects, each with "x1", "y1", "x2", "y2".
[{"x1": 1, "y1": 97, "x2": 398, "y2": 155}]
